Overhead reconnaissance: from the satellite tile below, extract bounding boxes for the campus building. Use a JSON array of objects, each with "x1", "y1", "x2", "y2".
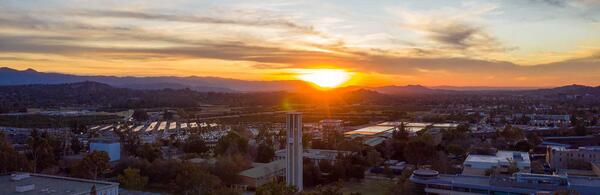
[
  {"x1": 410, "y1": 169, "x2": 600, "y2": 195},
  {"x1": 463, "y1": 151, "x2": 531, "y2": 176},
  {"x1": 547, "y1": 146, "x2": 600, "y2": 170},
  {"x1": 0, "y1": 173, "x2": 119, "y2": 195},
  {"x1": 318, "y1": 119, "x2": 344, "y2": 132},
  {"x1": 89, "y1": 138, "x2": 120, "y2": 162},
  {"x1": 238, "y1": 159, "x2": 286, "y2": 190},
  {"x1": 275, "y1": 149, "x2": 351, "y2": 165}
]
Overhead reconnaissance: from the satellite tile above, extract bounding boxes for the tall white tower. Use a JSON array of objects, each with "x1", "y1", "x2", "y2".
[{"x1": 286, "y1": 112, "x2": 303, "y2": 191}]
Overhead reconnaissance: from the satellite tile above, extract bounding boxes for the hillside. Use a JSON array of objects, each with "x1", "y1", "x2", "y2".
[{"x1": 0, "y1": 67, "x2": 313, "y2": 92}]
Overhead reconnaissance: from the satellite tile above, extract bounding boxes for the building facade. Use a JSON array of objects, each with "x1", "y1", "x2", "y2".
[
  {"x1": 547, "y1": 146, "x2": 600, "y2": 170},
  {"x1": 410, "y1": 169, "x2": 600, "y2": 195},
  {"x1": 463, "y1": 151, "x2": 531, "y2": 176},
  {"x1": 89, "y1": 138, "x2": 120, "y2": 162},
  {"x1": 238, "y1": 159, "x2": 286, "y2": 189},
  {"x1": 0, "y1": 173, "x2": 119, "y2": 195}
]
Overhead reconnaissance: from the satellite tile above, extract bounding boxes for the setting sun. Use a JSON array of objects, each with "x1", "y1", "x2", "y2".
[{"x1": 297, "y1": 69, "x2": 352, "y2": 88}]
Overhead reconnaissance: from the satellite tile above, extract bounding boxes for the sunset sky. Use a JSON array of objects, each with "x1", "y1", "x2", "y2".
[{"x1": 0, "y1": 0, "x2": 599, "y2": 87}]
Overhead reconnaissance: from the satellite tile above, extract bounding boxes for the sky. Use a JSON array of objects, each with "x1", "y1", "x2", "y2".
[{"x1": 0, "y1": 0, "x2": 599, "y2": 87}]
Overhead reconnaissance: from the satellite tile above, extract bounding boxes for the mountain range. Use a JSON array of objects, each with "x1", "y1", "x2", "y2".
[
  {"x1": 0, "y1": 67, "x2": 311, "y2": 92},
  {"x1": 1, "y1": 67, "x2": 599, "y2": 95}
]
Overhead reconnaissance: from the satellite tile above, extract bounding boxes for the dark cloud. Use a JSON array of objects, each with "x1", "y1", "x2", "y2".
[
  {"x1": 533, "y1": 0, "x2": 567, "y2": 7},
  {"x1": 70, "y1": 9, "x2": 319, "y2": 35},
  {"x1": 421, "y1": 22, "x2": 510, "y2": 52}
]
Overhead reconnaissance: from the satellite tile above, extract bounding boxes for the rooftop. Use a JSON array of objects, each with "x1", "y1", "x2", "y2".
[
  {"x1": 0, "y1": 173, "x2": 118, "y2": 195},
  {"x1": 239, "y1": 159, "x2": 285, "y2": 179},
  {"x1": 410, "y1": 172, "x2": 600, "y2": 195},
  {"x1": 344, "y1": 125, "x2": 395, "y2": 136},
  {"x1": 465, "y1": 150, "x2": 530, "y2": 168}
]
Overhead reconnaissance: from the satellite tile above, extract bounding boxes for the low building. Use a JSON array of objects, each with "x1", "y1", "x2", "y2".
[
  {"x1": 463, "y1": 150, "x2": 531, "y2": 176},
  {"x1": 319, "y1": 119, "x2": 344, "y2": 132},
  {"x1": 0, "y1": 173, "x2": 119, "y2": 195},
  {"x1": 410, "y1": 169, "x2": 600, "y2": 195},
  {"x1": 238, "y1": 159, "x2": 286, "y2": 189},
  {"x1": 89, "y1": 138, "x2": 120, "y2": 162},
  {"x1": 547, "y1": 146, "x2": 600, "y2": 170},
  {"x1": 542, "y1": 135, "x2": 600, "y2": 148},
  {"x1": 275, "y1": 149, "x2": 351, "y2": 165}
]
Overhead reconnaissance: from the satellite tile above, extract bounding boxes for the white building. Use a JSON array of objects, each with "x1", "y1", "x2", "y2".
[
  {"x1": 463, "y1": 150, "x2": 531, "y2": 176},
  {"x1": 89, "y1": 139, "x2": 121, "y2": 162},
  {"x1": 0, "y1": 173, "x2": 119, "y2": 195}
]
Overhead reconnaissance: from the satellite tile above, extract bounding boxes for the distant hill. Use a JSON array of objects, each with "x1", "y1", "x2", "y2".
[
  {"x1": 526, "y1": 84, "x2": 600, "y2": 95},
  {"x1": 2, "y1": 67, "x2": 599, "y2": 95},
  {"x1": 0, "y1": 81, "x2": 304, "y2": 112},
  {"x1": 370, "y1": 85, "x2": 446, "y2": 94},
  {"x1": 0, "y1": 67, "x2": 313, "y2": 92}
]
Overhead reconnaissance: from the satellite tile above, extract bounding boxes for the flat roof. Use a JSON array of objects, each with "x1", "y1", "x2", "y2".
[
  {"x1": 465, "y1": 151, "x2": 530, "y2": 168},
  {"x1": 0, "y1": 173, "x2": 118, "y2": 195},
  {"x1": 344, "y1": 125, "x2": 395, "y2": 136},
  {"x1": 411, "y1": 173, "x2": 600, "y2": 195}
]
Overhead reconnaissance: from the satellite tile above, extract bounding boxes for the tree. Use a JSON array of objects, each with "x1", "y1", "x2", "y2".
[
  {"x1": 0, "y1": 132, "x2": 32, "y2": 173},
  {"x1": 182, "y1": 134, "x2": 209, "y2": 155},
  {"x1": 118, "y1": 167, "x2": 148, "y2": 190},
  {"x1": 318, "y1": 159, "x2": 333, "y2": 174},
  {"x1": 447, "y1": 144, "x2": 466, "y2": 156},
  {"x1": 391, "y1": 167, "x2": 416, "y2": 195},
  {"x1": 70, "y1": 120, "x2": 87, "y2": 135},
  {"x1": 365, "y1": 149, "x2": 383, "y2": 167},
  {"x1": 132, "y1": 109, "x2": 149, "y2": 121},
  {"x1": 303, "y1": 182, "x2": 343, "y2": 195},
  {"x1": 506, "y1": 158, "x2": 520, "y2": 174},
  {"x1": 214, "y1": 132, "x2": 248, "y2": 156},
  {"x1": 136, "y1": 144, "x2": 162, "y2": 162},
  {"x1": 255, "y1": 181, "x2": 297, "y2": 195},
  {"x1": 115, "y1": 126, "x2": 140, "y2": 155},
  {"x1": 403, "y1": 139, "x2": 435, "y2": 167},
  {"x1": 303, "y1": 160, "x2": 322, "y2": 187},
  {"x1": 255, "y1": 143, "x2": 275, "y2": 163},
  {"x1": 512, "y1": 140, "x2": 531, "y2": 152},
  {"x1": 212, "y1": 154, "x2": 251, "y2": 185},
  {"x1": 72, "y1": 151, "x2": 110, "y2": 179},
  {"x1": 499, "y1": 125, "x2": 524, "y2": 141},
  {"x1": 71, "y1": 137, "x2": 82, "y2": 154},
  {"x1": 174, "y1": 162, "x2": 221, "y2": 195},
  {"x1": 383, "y1": 165, "x2": 394, "y2": 179},
  {"x1": 574, "y1": 124, "x2": 587, "y2": 136},
  {"x1": 26, "y1": 129, "x2": 56, "y2": 173}
]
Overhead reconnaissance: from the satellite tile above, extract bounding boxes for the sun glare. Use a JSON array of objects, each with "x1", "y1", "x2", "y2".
[{"x1": 297, "y1": 69, "x2": 351, "y2": 88}]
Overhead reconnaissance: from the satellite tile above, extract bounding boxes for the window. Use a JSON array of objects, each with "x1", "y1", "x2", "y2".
[
  {"x1": 491, "y1": 191, "x2": 510, "y2": 195},
  {"x1": 471, "y1": 188, "x2": 489, "y2": 194},
  {"x1": 453, "y1": 187, "x2": 470, "y2": 192},
  {"x1": 430, "y1": 184, "x2": 452, "y2": 190}
]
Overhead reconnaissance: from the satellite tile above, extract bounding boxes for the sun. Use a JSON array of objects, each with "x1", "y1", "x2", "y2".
[{"x1": 297, "y1": 69, "x2": 351, "y2": 88}]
